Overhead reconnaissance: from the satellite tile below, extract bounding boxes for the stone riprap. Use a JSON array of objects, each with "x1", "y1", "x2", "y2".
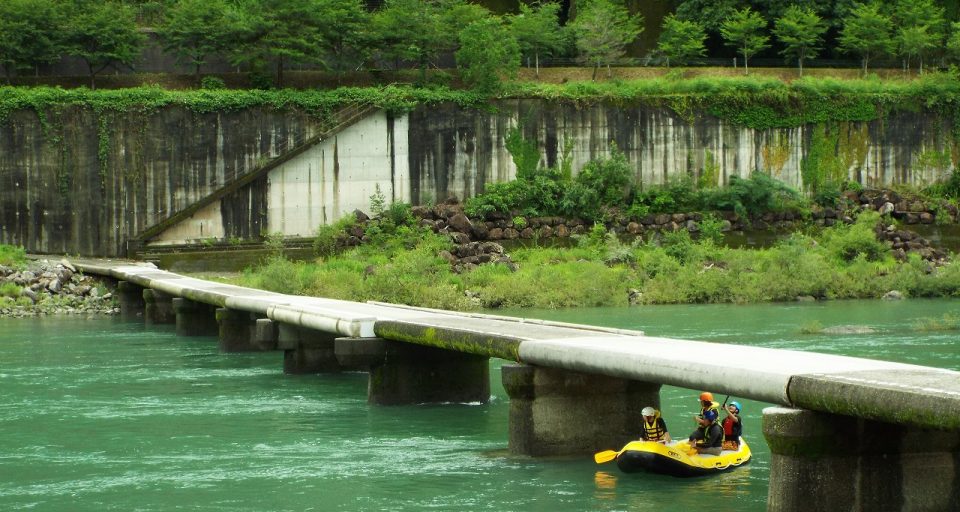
[{"x1": 0, "y1": 259, "x2": 118, "y2": 317}]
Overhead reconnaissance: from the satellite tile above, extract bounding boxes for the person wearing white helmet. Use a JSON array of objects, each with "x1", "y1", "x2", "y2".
[{"x1": 640, "y1": 406, "x2": 672, "y2": 443}]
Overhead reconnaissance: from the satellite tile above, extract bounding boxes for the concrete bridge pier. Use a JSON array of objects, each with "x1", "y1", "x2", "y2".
[
  {"x1": 501, "y1": 364, "x2": 660, "y2": 456},
  {"x1": 336, "y1": 338, "x2": 490, "y2": 405},
  {"x1": 763, "y1": 406, "x2": 960, "y2": 512},
  {"x1": 277, "y1": 324, "x2": 343, "y2": 374},
  {"x1": 171, "y1": 298, "x2": 218, "y2": 337},
  {"x1": 116, "y1": 281, "x2": 145, "y2": 321},
  {"x1": 216, "y1": 308, "x2": 268, "y2": 352},
  {"x1": 143, "y1": 289, "x2": 175, "y2": 325}
]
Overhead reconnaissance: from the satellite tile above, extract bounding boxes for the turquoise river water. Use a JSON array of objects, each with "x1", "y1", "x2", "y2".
[{"x1": 2, "y1": 299, "x2": 959, "y2": 511}]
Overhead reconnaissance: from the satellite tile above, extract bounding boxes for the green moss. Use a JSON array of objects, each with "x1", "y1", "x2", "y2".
[{"x1": 373, "y1": 320, "x2": 523, "y2": 361}]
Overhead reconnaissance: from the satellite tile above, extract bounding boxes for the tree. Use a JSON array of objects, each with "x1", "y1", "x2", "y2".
[
  {"x1": 250, "y1": 0, "x2": 324, "y2": 87},
  {"x1": 371, "y1": 0, "x2": 448, "y2": 82},
  {"x1": 455, "y1": 17, "x2": 520, "y2": 92},
  {"x1": 569, "y1": 0, "x2": 643, "y2": 80},
  {"x1": 720, "y1": 7, "x2": 769, "y2": 75},
  {"x1": 673, "y1": 0, "x2": 742, "y2": 35},
  {"x1": 314, "y1": 0, "x2": 372, "y2": 80},
  {"x1": 0, "y1": 0, "x2": 65, "y2": 80},
  {"x1": 509, "y1": 2, "x2": 566, "y2": 78},
  {"x1": 63, "y1": 1, "x2": 145, "y2": 89},
  {"x1": 656, "y1": 14, "x2": 706, "y2": 68},
  {"x1": 892, "y1": 0, "x2": 944, "y2": 73},
  {"x1": 947, "y1": 22, "x2": 960, "y2": 65},
  {"x1": 838, "y1": 2, "x2": 893, "y2": 76},
  {"x1": 157, "y1": 0, "x2": 232, "y2": 80},
  {"x1": 773, "y1": 5, "x2": 827, "y2": 77}
]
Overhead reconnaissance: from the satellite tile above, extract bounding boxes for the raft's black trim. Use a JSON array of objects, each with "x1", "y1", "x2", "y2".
[{"x1": 616, "y1": 450, "x2": 749, "y2": 478}]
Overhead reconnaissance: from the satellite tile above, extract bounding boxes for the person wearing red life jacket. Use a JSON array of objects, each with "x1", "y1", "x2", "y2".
[{"x1": 721, "y1": 401, "x2": 742, "y2": 451}]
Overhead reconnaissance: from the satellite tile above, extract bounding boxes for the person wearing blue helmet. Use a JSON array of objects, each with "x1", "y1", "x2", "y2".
[
  {"x1": 688, "y1": 408, "x2": 723, "y2": 455},
  {"x1": 722, "y1": 401, "x2": 742, "y2": 451}
]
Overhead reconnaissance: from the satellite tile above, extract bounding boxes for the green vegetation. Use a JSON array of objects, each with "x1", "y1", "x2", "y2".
[
  {"x1": 656, "y1": 14, "x2": 706, "y2": 68},
  {"x1": 456, "y1": 18, "x2": 520, "y2": 93},
  {"x1": 773, "y1": 6, "x2": 827, "y2": 77},
  {"x1": 721, "y1": 8, "x2": 770, "y2": 75},
  {"x1": 233, "y1": 210, "x2": 960, "y2": 309},
  {"x1": 913, "y1": 312, "x2": 960, "y2": 331},
  {"x1": 569, "y1": 0, "x2": 643, "y2": 80},
  {"x1": 0, "y1": 244, "x2": 27, "y2": 267}
]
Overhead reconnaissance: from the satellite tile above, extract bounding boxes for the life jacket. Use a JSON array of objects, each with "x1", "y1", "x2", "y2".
[
  {"x1": 697, "y1": 422, "x2": 724, "y2": 448},
  {"x1": 642, "y1": 411, "x2": 667, "y2": 441},
  {"x1": 722, "y1": 415, "x2": 742, "y2": 440},
  {"x1": 699, "y1": 400, "x2": 720, "y2": 418}
]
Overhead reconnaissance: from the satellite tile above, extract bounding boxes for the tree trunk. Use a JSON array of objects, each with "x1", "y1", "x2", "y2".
[
  {"x1": 798, "y1": 57, "x2": 803, "y2": 77},
  {"x1": 592, "y1": 62, "x2": 598, "y2": 81},
  {"x1": 88, "y1": 62, "x2": 96, "y2": 90},
  {"x1": 276, "y1": 56, "x2": 284, "y2": 88},
  {"x1": 743, "y1": 48, "x2": 749, "y2": 75},
  {"x1": 535, "y1": 52, "x2": 539, "y2": 79}
]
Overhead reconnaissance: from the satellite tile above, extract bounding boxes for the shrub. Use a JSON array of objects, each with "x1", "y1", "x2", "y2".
[
  {"x1": 820, "y1": 211, "x2": 888, "y2": 263},
  {"x1": 704, "y1": 172, "x2": 803, "y2": 217},
  {"x1": 561, "y1": 144, "x2": 632, "y2": 221},
  {"x1": 199, "y1": 76, "x2": 226, "y2": 90},
  {"x1": 314, "y1": 215, "x2": 357, "y2": 257}
]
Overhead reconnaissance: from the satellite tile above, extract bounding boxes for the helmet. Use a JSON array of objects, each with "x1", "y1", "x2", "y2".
[
  {"x1": 641, "y1": 407, "x2": 655, "y2": 417},
  {"x1": 699, "y1": 392, "x2": 714, "y2": 402},
  {"x1": 729, "y1": 401, "x2": 742, "y2": 413},
  {"x1": 703, "y1": 409, "x2": 718, "y2": 422}
]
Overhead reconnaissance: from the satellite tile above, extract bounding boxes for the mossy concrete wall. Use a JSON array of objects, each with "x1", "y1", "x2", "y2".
[{"x1": 1, "y1": 100, "x2": 953, "y2": 256}]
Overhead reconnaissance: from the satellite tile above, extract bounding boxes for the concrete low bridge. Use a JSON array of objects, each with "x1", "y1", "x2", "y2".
[{"x1": 72, "y1": 259, "x2": 960, "y2": 512}]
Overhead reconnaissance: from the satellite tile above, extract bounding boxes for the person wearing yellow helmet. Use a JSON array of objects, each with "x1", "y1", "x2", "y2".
[{"x1": 639, "y1": 406, "x2": 672, "y2": 443}]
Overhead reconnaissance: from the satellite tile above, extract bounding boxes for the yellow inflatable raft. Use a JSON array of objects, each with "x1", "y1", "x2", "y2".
[{"x1": 613, "y1": 439, "x2": 751, "y2": 477}]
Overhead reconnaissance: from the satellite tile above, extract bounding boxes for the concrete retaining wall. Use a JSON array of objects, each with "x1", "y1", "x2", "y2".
[{"x1": 1, "y1": 101, "x2": 954, "y2": 256}]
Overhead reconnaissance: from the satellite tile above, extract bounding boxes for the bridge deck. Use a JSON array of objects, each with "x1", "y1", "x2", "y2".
[{"x1": 73, "y1": 259, "x2": 960, "y2": 430}]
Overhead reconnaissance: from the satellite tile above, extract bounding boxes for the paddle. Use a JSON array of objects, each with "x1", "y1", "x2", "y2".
[{"x1": 594, "y1": 449, "x2": 619, "y2": 464}]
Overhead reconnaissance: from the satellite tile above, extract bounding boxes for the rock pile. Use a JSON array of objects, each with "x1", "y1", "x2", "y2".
[
  {"x1": 0, "y1": 259, "x2": 118, "y2": 317},
  {"x1": 877, "y1": 224, "x2": 949, "y2": 265}
]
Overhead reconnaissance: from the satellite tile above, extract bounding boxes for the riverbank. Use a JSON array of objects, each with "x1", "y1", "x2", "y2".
[
  {"x1": 0, "y1": 257, "x2": 118, "y2": 317},
  {"x1": 228, "y1": 206, "x2": 960, "y2": 310}
]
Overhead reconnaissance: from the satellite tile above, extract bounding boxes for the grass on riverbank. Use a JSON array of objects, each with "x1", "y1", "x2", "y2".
[
  {"x1": 232, "y1": 212, "x2": 960, "y2": 310},
  {"x1": 0, "y1": 245, "x2": 26, "y2": 268}
]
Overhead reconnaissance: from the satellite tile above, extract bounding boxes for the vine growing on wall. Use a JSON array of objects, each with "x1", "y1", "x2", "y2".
[
  {"x1": 97, "y1": 114, "x2": 110, "y2": 196},
  {"x1": 801, "y1": 123, "x2": 847, "y2": 196}
]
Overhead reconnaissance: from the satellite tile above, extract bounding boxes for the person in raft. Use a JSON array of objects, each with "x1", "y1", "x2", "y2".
[
  {"x1": 721, "y1": 401, "x2": 742, "y2": 451},
  {"x1": 694, "y1": 391, "x2": 721, "y2": 423},
  {"x1": 640, "y1": 406, "x2": 672, "y2": 443},
  {"x1": 688, "y1": 409, "x2": 724, "y2": 455}
]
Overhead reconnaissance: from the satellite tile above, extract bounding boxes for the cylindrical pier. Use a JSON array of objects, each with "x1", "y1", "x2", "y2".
[
  {"x1": 172, "y1": 298, "x2": 218, "y2": 337},
  {"x1": 501, "y1": 363, "x2": 661, "y2": 456},
  {"x1": 764, "y1": 406, "x2": 960, "y2": 512},
  {"x1": 116, "y1": 281, "x2": 145, "y2": 321},
  {"x1": 143, "y1": 289, "x2": 175, "y2": 325}
]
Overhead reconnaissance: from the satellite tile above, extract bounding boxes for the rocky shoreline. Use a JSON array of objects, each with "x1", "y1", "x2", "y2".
[{"x1": 0, "y1": 259, "x2": 118, "y2": 318}]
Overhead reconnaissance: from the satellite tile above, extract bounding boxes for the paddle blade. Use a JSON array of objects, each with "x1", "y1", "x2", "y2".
[{"x1": 594, "y1": 450, "x2": 618, "y2": 464}]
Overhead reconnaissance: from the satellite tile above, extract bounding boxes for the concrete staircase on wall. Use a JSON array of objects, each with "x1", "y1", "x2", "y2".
[{"x1": 129, "y1": 102, "x2": 378, "y2": 255}]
